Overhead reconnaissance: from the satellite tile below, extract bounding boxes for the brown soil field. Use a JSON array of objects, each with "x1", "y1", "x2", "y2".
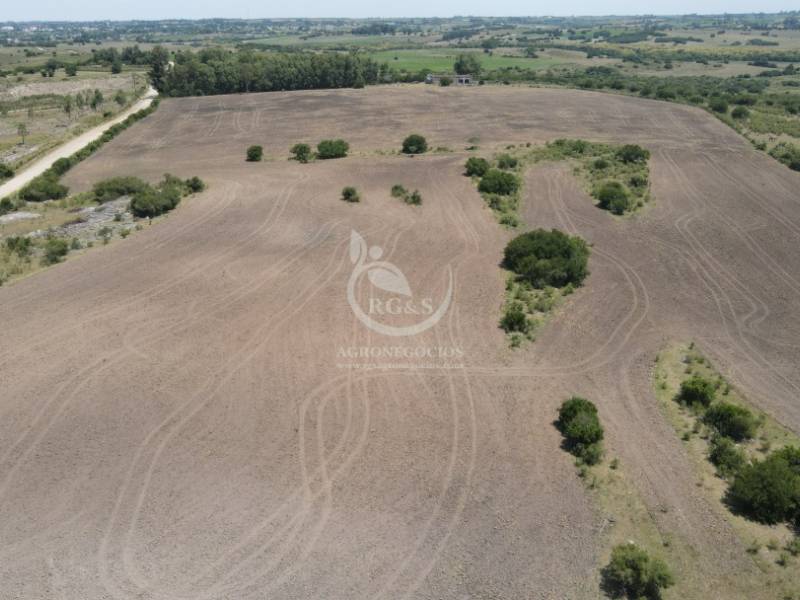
[{"x1": 1, "y1": 85, "x2": 800, "y2": 599}]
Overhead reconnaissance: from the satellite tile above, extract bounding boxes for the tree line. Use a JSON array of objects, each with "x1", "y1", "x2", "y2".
[{"x1": 149, "y1": 48, "x2": 382, "y2": 96}]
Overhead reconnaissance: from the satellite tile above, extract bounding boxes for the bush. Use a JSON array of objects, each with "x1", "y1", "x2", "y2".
[
  {"x1": 401, "y1": 134, "x2": 428, "y2": 155},
  {"x1": 497, "y1": 154, "x2": 518, "y2": 169},
  {"x1": 290, "y1": 143, "x2": 312, "y2": 163},
  {"x1": 42, "y1": 238, "x2": 69, "y2": 265},
  {"x1": 92, "y1": 176, "x2": 149, "y2": 203},
  {"x1": 478, "y1": 169, "x2": 519, "y2": 195},
  {"x1": 596, "y1": 181, "x2": 630, "y2": 214},
  {"x1": 616, "y1": 144, "x2": 650, "y2": 164},
  {"x1": 709, "y1": 97, "x2": 729, "y2": 113},
  {"x1": 0, "y1": 163, "x2": 13, "y2": 179},
  {"x1": 557, "y1": 396, "x2": 604, "y2": 465},
  {"x1": 341, "y1": 186, "x2": 360, "y2": 203},
  {"x1": 50, "y1": 157, "x2": 74, "y2": 176},
  {"x1": 602, "y1": 543, "x2": 674, "y2": 600},
  {"x1": 406, "y1": 190, "x2": 422, "y2": 205},
  {"x1": 504, "y1": 229, "x2": 590, "y2": 289},
  {"x1": 185, "y1": 176, "x2": 205, "y2": 193},
  {"x1": 246, "y1": 145, "x2": 263, "y2": 162},
  {"x1": 500, "y1": 304, "x2": 528, "y2": 333},
  {"x1": 317, "y1": 139, "x2": 349, "y2": 159},
  {"x1": 593, "y1": 158, "x2": 609, "y2": 170},
  {"x1": 128, "y1": 173, "x2": 201, "y2": 218},
  {"x1": 703, "y1": 402, "x2": 759, "y2": 441},
  {"x1": 465, "y1": 157, "x2": 490, "y2": 177},
  {"x1": 709, "y1": 435, "x2": 746, "y2": 478},
  {"x1": 726, "y1": 447, "x2": 800, "y2": 524},
  {"x1": 629, "y1": 174, "x2": 648, "y2": 188},
  {"x1": 677, "y1": 375, "x2": 715, "y2": 408},
  {"x1": 731, "y1": 106, "x2": 750, "y2": 119},
  {"x1": 19, "y1": 174, "x2": 68, "y2": 202},
  {"x1": 391, "y1": 184, "x2": 407, "y2": 198},
  {"x1": 5, "y1": 236, "x2": 32, "y2": 257}
]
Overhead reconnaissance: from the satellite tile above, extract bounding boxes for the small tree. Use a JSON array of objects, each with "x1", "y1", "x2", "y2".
[
  {"x1": 290, "y1": 143, "x2": 312, "y2": 163},
  {"x1": 17, "y1": 123, "x2": 28, "y2": 145},
  {"x1": 246, "y1": 145, "x2": 263, "y2": 162},
  {"x1": 62, "y1": 95, "x2": 73, "y2": 120},
  {"x1": 465, "y1": 157, "x2": 490, "y2": 177},
  {"x1": 390, "y1": 184, "x2": 408, "y2": 198},
  {"x1": 709, "y1": 97, "x2": 729, "y2": 113},
  {"x1": 703, "y1": 402, "x2": 758, "y2": 441},
  {"x1": 454, "y1": 53, "x2": 482, "y2": 76},
  {"x1": 677, "y1": 375, "x2": 715, "y2": 408},
  {"x1": 616, "y1": 144, "x2": 650, "y2": 164},
  {"x1": 496, "y1": 154, "x2": 518, "y2": 170},
  {"x1": 64, "y1": 63, "x2": 77, "y2": 76},
  {"x1": 602, "y1": 543, "x2": 674, "y2": 600},
  {"x1": 478, "y1": 169, "x2": 519, "y2": 195},
  {"x1": 731, "y1": 106, "x2": 750, "y2": 119},
  {"x1": 595, "y1": 181, "x2": 630, "y2": 215},
  {"x1": 341, "y1": 186, "x2": 360, "y2": 203},
  {"x1": 317, "y1": 139, "x2": 349, "y2": 159},
  {"x1": 439, "y1": 76, "x2": 452, "y2": 87},
  {"x1": 504, "y1": 229, "x2": 590, "y2": 289},
  {"x1": 42, "y1": 238, "x2": 69, "y2": 265},
  {"x1": 709, "y1": 435, "x2": 746, "y2": 479},
  {"x1": 406, "y1": 190, "x2": 422, "y2": 205},
  {"x1": 557, "y1": 396, "x2": 604, "y2": 464},
  {"x1": 111, "y1": 59, "x2": 122, "y2": 74},
  {"x1": 402, "y1": 134, "x2": 428, "y2": 155},
  {"x1": 500, "y1": 304, "x2": 528, "y2": 333},
  {"x1": 114, "y1": 90, "x2": 126, "y2": 106},
  {"x1": 90, "y1": 89, "x2": 104, "y2": 111},
  {"x1": 726, "y1": 447, "x2": 800, "y2": 524}
]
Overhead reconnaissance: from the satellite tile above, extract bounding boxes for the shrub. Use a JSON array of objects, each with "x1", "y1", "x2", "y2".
[
  {"x1": 703, "y1": 402, "x2": 758, "y2": 441},
  {"x1": 0, "y1": 163, "x2": 14, "y2": 179},
  {"x1": 50, "y1": 157, "x2": 74, "y2": 176},
  {"x1": 401, "y1": 134, "x2": 428, "y2": 155},
  {"x1": 557, "y1": 396, "x2": 604, "y2": 465},
  {"x1": 439, "y1": 76, "x2": 452, "y2": 86},
  {"x1": 391, "y1": 184, "x2": 408, "y2": 198},
  {"x1": 92, "y1": 176, "x2": 149, "y2": 203},
  {"x1": 602, "y1": 543, "x2": 674, "y2": 600},
  {"x1": 317, "y1": 139, "x2": 349, "y2": 159},
  {"x1": 5, "y1": 236, "x2": 32, "y2": 257},
  {"x1": 19, "y1": 174, "x2": 68, "y2": 202},
  {"x1": 0, "y1": 198, "x2": 14, "y2": 216},
  {"x1": 341, "y1": 186, "x2": 360, "y2": 203},
  {"x1": 616, "y1": 144, "x2": 651, "y2": 164},
  {"x1": 677, "y1": 375, "x2": 715, "y2": 408},
  {"x1": 497, "y1": 154, "x2": 518, "y2": 169},
  {"x1": 500, "y1": 304, "x2": 528, "y2": 333},
  {"x1": 42, "y1": 238, "x2": 69, "y2": 265},
  {"x1": 709, "y1": 435, "x2": 746, "y2": 478},
  {"x1": 185, "y1": 176, "x2": 205, "y2": 193},
  {"x1": 128, "y1": 173, "x2": 201, "y2": 218},
  {"x1": 246, "y1": 145, "x2": 263, "y2": 162},
  {"x1": 726, "y1": 447, "x2": 800, "y2": 524},
  {"x1": 709, "y1": 97, "x2": 729, "y2": 113},
  {"x1": 593, "y1": 158, "x2": 609, "y2": 170},
  {"x1": 549, "y1": 138, "x2": 588, "y2": 156},
  {"x1": 465, "y1": 157, "x2": 490, "y2": 177},
  {"x1": 406, "y1": 190, "x2": 422, "y2": 205},
  {"x1": 596, "y1": 181, "x2": 630, "y2": 214},
  {"x1": 629, "y1": 174, "x2": 648, "y2": 188},
  {"x1": 290, "y1": 143, "x2": 312, "y2": 163},
  {"x1": 731, "y1": 106, "x2": 750, "y2": 119},
  {"x1": 478, "y1": 169, "x2": 519, "y2": 195},
  {"x1": 504, "y1": 229, "x2": 590, "y2": 289}
]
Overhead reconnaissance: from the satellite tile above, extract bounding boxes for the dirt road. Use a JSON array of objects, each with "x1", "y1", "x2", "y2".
[
  {"x1": 1, "y1": 85, "x2": 798, "y2": 599},
  {"x1": 0, "y1": 87, "x2": 157, "y2": 200}
]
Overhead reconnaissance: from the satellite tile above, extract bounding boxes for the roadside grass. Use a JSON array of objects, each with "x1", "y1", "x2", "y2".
[{"x1": 653, "y1": 342, "x2": 800, "y2": 597}]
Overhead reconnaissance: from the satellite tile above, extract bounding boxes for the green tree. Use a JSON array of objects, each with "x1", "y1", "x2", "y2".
[
  {"x1": 42, "y1": 238, "x2": 69, "y2": 265},
  {"x1": 114, "y1": 90, "x2": 127, "y2": 106},
  {"x1": 727, "y1": 447, "x2": 800, "y2": 524},
  {"x1": 246, "y1": 145, "x2": 263, "y2": 162},
  {"x1": 465, "y1": 157, "x2": 490, "y2": 177},
  {"x1": 17, "y1": 123, "x2": 28, "y2": 145},
  {"x1": 595, "y1": 181, "x2": 630, "y2": 214},
  {"x1": 290, "y1": 143, "x2": 312, "y2": 163},
  {"x1": 500, "y1": 304, "x2": 528, "y2": 333},
  {"x1": 111, "y1": 59, "x2": 123, "y2": 74},
  {"x1": 401, "y1": 134, "x2": 427, "y2": 154},
  {"x1": 148, "y1": 45, "x2": 170, "y2": 92},
  {"x1": 90, "y1": 89, "x2": 103, "y2": 110},
  {"x1": 708, "y1": 435, "x2": 746, "y2": 478},
  {"x1": 454, "y1": 53, "x2": 482, "y2": 76},
  {"x1": 341, "y1": 186, "x2": 360, "y2": 202},
  {"x1": 478, "y1": 169, "x2": 519, "y2": 195},
  {"x1": 703, "y1": 402, "x2": 759, "y2": 441},
  {"x1": 602, "y1": 543, "x2": 674, "y2": 600},
  {"x1": 317, "y1": 139, "x2": 349, "y2": 159},
  {"x1": 616, "y1": 144, "x2": 650, "y2": 163},
  {"x1": 677, "y1": 375, "x2": 715, "y2": 408},
  {"x1": 62, "y1": 95, "x2": 73, "y2": 120},
  {"x1": 504, "y1": 229, "x2": 590, "y2": 288},
  {"x1": 64, "y1": 63, "x2": 77, "y2": 76}
]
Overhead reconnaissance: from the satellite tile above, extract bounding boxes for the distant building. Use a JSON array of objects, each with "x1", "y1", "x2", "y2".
[{"x1": 425, "y1": 73, "x2": 474, "y2": 85}]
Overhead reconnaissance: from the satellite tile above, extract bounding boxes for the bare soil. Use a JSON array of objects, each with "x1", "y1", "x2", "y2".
[{"x1": 1, "y1": 85, "x2": 799, "y2": 599}]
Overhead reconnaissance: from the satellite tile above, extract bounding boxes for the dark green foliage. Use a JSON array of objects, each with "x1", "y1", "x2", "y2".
[
  {"x1": 677, "y1": 375, "x2": 716, "y2": 408},
  {"x1": 496, "y1": 154, "x2": 518, "y2": 169},
  {"x1": 595, "y1": 181, "x2": 630, "y2": 215},
  {"x1": 317, "y1": 139, "x2": 349, "y2": 159},
  {"x1": 769, "y1": 142, "x2": 800, "y2": 172},
  {"x1": 593, "y1": 158, "x2": 609, "y2": 170},
  {"x1": 19, "y1": 174, "x2": 68, "y2": 202},
  {"x1": 42, "y1": 238, "x2": 69, "y2": 265},
  {"x1": 500, "y1": 305, "x2": 528, "y2": 333},
  {"x1": 478, "y1": 169, "x2": 519, "y2": 195},
  {"x1": 549, "y1": 138, "x2": 589, "y2": 156},
  {"x1": 390, "y1": 184, "x2": 407, "y2": 198},
  {"x1": 0, "y1": 163, "x2": 13, "y2": 180},
  {"x1": 290, "y1": 143, "x2": 312, "y2": 163},
  {"x1": 465, "y1": 157, "x2": 490, "y2": 177},
  {"x1": 616, "y1": 144, "x2": 650, "y2": 164},
  {"x1": 406, "y1": 190, "x2": 422, "y2": 205},
  {"x1": 703, "y1": 402, "x2": 759, "y2": 441},
  {"x1": 246, "y1": 145, "x2": 263, "y2": 162},
  {"x1": 439, "y1": 76, "x2": 452, "y2": 86},
  {"x1": 602, "y1": 543, "x2": 675, "y2": 600},
  {"x1": 557, "y1": 396, "x2": 604, "y2": 465},
  {"x1": 64, "y1": 63, "x2": 77, "y2": 76},
  {"x1": 341, "y1": 186, "x2": 360, "y2": 203},
  {"x1": 629, "y1": 174, "x2": 648, "y2": 188},
  {"x1": 50, "y1": 157, "x2": 74, "y2": 176},
  {"x1": 454, "y1": 53, "x2": 482, "y2": 76},
  {"x1": 129, "y1": 173, "x2": 202, "y2": 218},
  {"x1": 185, "y1": 176, "x2": 205, "y2": 193},
  {"x1": 727, "y1": 447, "x2": 800, "y2": 524},
  {"x1": 708, "y1": 435, "x2": 746, "y2": 478},
  {"x1": 92, "y1": 176, "x2": 150, "y2": 203},
  {"x1": 504, "y1": 229, "x2": 590, "y2": 289},
  {"x1": 153, "y1": 49, "x2": 381, "y2": 96},
  {"x1": 709, "y1": 97, "x2": 729, "y2": 113},
  {"x1": 0, "y1": 198, "x2": 15, "y2": 216},
  {"x1": 401, "y1": 134, "x2": 428, "y2": 155}
]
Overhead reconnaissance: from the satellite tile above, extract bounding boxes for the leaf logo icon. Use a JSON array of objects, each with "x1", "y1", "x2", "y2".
[{"x1": 367, "y1": 266, "x2": 413, "y2": 297}]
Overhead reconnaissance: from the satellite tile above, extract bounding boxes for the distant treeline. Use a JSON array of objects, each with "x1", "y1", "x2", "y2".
[{"x1": 151, "y1": 48, "x2": 382, "y2": 96}]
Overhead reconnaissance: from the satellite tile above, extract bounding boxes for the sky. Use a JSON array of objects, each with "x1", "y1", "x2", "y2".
[{"x1": 3, "y1": 0, "x2": 799, "y2": 22}]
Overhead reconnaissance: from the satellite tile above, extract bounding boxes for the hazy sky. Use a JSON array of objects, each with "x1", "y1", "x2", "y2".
[{"x1": 3, "y1": 1, "x2": 799, "y2": 22}]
